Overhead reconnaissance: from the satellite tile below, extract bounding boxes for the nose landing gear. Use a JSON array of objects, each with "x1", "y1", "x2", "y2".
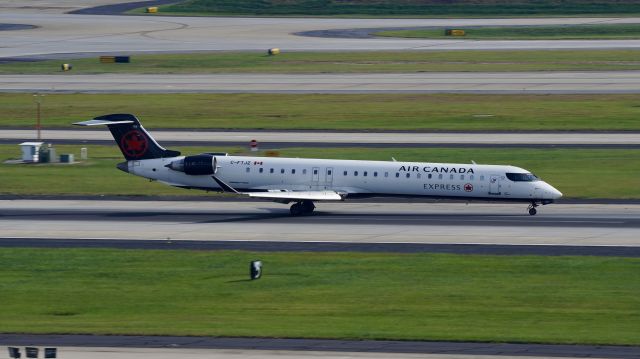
[
  {"x1": 290, "y1": 200, "x2": 315, "y2": 216},
  {"x1": 527, "y1": 202, "x2": 538, "y2": 216}
]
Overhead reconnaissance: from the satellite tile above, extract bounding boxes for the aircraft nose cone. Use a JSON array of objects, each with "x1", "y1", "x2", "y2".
[
  {"x1": 116, "y1": 161, "x2": 129, "y2": 173},
  {"x1": 546, "y1": 183, "x2": 562, "y2": 199},
  {"x1": 552, "y1": 188, "x2": 563, "y2": 199}
]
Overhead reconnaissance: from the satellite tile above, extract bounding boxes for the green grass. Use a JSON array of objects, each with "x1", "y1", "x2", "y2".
[
  {"x1": 377, "y1": 24, "x2": 640, "y2": 40},
  {"x1": 5, "y1": 50, "x2": 640, "y2": 74},
  {"x1": 153, "y1": 0, "x2": 640, "y2": 17},
  {"x1": 3, "y1": 93, "x2": 640, "y2": 131},
  {"x1": 1, "y1": 248, "x2": 639, "y2": 344},
  {"x1": 1, "y1": 145, "x2": 638, "y2": 199}
]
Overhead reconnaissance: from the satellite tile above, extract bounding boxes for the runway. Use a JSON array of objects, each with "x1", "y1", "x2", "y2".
[
  {"x1": 4, "y1": 8, "x2": 640, "y2": 58},
  {"x1": 3, "y1": 129, "x2": 639, "y2": 147},
  {"x1": 2, "y1": 200, "x2": 639, "y2": 247},
  {"x1": 2, "y1": 334, "x2": 639, "y2": 359},
  {"x1": 4, "y1": 72, "x2": 640, "y2": 94}
]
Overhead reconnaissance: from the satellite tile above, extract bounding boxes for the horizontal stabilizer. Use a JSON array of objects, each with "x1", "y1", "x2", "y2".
[
  {"x1": 247, "y1": 191, "x2": 343, "y2": 201},
  {"x1": 73, "y1": 119, "x2": 134, "y2": 126}
]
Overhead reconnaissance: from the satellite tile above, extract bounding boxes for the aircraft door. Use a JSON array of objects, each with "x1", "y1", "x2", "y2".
[
  {"x1": 489, "y1": 175, "x2": 501, "y2": 195},
  {"x1": 325, "y1": 167, "x2": 334, "y2": 186},
  {"x1": 312, "y1": 167, "x2": 320, "y2": 183}
]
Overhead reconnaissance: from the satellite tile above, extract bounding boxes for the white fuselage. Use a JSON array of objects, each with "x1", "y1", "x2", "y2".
[{"x1": 123, "y1": 155, "x2": 562, "y2": 202}]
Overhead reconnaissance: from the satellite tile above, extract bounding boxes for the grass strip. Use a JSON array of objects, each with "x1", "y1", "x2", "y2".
[
  {"x1": 1, "y1": 248, "x2": 639, "y2": 345},
  {"x1": 151, "y1": 0, "x2": 640, "y2": 17},
  {"x1": 5, "y1": 50, "x2": 640, "y2": 74},
  {"x1": 377, "y1": 24, "x2": 640, "y2": 40},
  {"x1": 2, "y1": 93, "x2": 640, "y2": 131},
  {"x1": 1, "y1": 145, "x2": 638, "y2": 199}
]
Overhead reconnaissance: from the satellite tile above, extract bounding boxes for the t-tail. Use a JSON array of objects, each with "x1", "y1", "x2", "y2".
[{"x1": 73, "y1": 114, "x2": 181, "y2": 160}]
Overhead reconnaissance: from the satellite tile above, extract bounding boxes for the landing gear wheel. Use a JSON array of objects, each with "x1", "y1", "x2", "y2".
[
  {"x1": 301, "y1": 200, "x2": 315, "y2": 214},
  {"x1": 290, "y1": 202, "x2": 302, "y2": 216},
  {"x1": 290, "y1": 201, "x2": 315, "y2": 216},
  {"x1": 527, "y1": 202, "x2": 538, "y2": 216}
]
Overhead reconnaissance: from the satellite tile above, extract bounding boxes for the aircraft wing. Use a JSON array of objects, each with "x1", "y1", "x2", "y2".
[
  {"x1": 212, "y1": 175, "x2": 344, "y2": 201},
  {"x1": 247, "y1": 190, "x2": 343, "y2": 201}
]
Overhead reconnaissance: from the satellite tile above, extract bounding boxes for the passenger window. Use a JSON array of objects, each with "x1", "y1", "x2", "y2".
[
  {"x1": 470, "y1": 175, "x2": 474, "y2": 181},
  {"x1": 246, "y1": 167, "x2": 250, "y2": 173},
  {"x1": 460, "y1": 175, "x2": 464, "y2": 180},
  {"x1": 428, "y1": 174, "x2": 432, "y2": 179},
  {"x1": 438, "y1": 174, "x2": 443, "y2": 180},
  {"x1": 374, "y1": 172, "x2": 378, "y2": 177},
  {"x1": 303, "y1": 169, "x2": 307, "y2": 175},
  {"x1": 292, "y1": 169, "x2": 296, "y2": 174},
  {"x1": 281, "y1": 169, "x2": 285, "y2": 174},
  {"x1": 364, "y1": 171, "x2": 368, "y2": 177},
  {"x1": 385, "y1": 172, "x2": 389, "y2": 178},
  {"x1": 450, "y1": 174, "x2": 454, "y2": 180},
  {"x1": 354, "y1": 171, "x2": 358, "y2": 176},
  {"x1": 314, "y1": 169, "x2": 318, "y2": 175},
  {"x1": 395, "y1": 173, "x2": 400, "y2": 178},
  {"x1": 343, "y1": 171, "x2": 347, "y2": 176},
  {"x1": 406, "y1": 173, "x2": 410, "y2": 178},
  {"x1": 259, "y1": 168, "x2": 264, "y2": 173},
  {"x1": 417, "y1": 173, "x2": 421, "y2": 179},
  {"x1": 270, "y1": 168, "x2": 274, "y2": 174},
  {"x1": 328, "y1": 170, "x2": 332, "y2": 175},
  {"x1": 480, "y1": 175, "x2": 485, "y2": 181}
]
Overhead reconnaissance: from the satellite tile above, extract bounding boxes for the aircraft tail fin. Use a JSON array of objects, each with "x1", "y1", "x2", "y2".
[{"x1": 74, "y1": 114, "x2": 180, "y2": 160}]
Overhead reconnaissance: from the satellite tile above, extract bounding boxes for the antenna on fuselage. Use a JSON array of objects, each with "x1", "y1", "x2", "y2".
[
  {"x1": 391, "y1": 157, "x2": 397, "y2": 162},
  {"x1": 471, "y1": 160, "x2": 477, "y2": 164}
]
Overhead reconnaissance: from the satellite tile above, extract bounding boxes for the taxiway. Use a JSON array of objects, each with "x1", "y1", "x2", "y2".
[
  {"x1": 3, "y1": 129, "x2": 639, "y2": 147},
  {"x1": 4, "y1": 72, "x2": 640, "y2": 94},
  {"x1": 1, "y1": 334, "x2": 638, "y2": 359},
  {"x1": 4, "y1": 9, "x2": 640, "y2": 58}
]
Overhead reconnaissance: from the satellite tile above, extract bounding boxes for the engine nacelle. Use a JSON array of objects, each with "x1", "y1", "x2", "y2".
[{"x1": 166, "y1": 154, "x2": 217, "y2": 175}]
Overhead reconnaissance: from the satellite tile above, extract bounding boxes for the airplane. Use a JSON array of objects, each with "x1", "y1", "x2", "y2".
[{"x1": 74, "y1": 114, "x2": 562, "y2": 216}]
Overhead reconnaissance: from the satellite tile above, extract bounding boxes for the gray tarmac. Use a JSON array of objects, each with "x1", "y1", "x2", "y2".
[
  {"x1": 2, "y1": 334, "x2": 638, "y2": 359},
  {"x1": 2, "y1": 200, "x2": 639, "y2": 247},
  {"x1": 2, "y1": 200, "x2": 640, "y2": 359},
  {"x1": 4, "y1": 129, "x2": 640, "y2": 147},
  {"x1": 4, "y1": 7, "x2": 640, "y2": 58},
  {"x1": 5, "y1": 72, "x2": 640, "y2": 94}
]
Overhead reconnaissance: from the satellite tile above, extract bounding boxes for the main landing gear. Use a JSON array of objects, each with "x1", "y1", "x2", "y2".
[
  {"x1": 527, "y1": 202, "x2": 538, "y2": 216},
  {"x1": 290, "y1": 200, "x2": 315, "y2": 216}
]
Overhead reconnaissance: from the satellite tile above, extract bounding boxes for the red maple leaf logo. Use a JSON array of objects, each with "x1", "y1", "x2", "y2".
[
  {"x1": 464, "y1": 183, "x2": 473, "y2": 192},
  {"x1": 120, "y1": 130, "x2": 148, "y2": 158}
]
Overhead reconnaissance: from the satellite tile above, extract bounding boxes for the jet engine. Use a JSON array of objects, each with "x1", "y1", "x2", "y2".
[{"x1": 166, "y1": 154, "x2": 217, "y2": 175}]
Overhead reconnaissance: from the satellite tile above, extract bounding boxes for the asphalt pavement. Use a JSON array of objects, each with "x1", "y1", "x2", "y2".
[
  {"x1": 2, "y1": 334, "x2": 639, "y2": 358},
  {"x1": 3, "y1": 128, "x2": 639, "y2": 147},
  {"x1": 4, "y1": 10, "x2": 640, "y2": 58},
  {"x1": 4, "y1": 72, "x2": 640, "y2": 94},
  {"x1": 2, "y1": 200, "x2": 639, "y2": 246}
]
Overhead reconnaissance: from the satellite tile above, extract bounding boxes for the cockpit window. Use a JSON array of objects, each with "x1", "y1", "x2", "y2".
[{"x1": 506, "y1": 173, "x2": 539, "y2": 182}]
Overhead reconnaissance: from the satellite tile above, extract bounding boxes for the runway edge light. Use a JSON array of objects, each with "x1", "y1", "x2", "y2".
[{"x1": 250, "y1": 260, "x2": 263, "y2": 280}]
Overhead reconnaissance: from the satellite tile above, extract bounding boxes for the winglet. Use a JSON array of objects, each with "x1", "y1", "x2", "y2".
[{"x1": 212, "y1": 175, "x2": 240, "y2": 194}]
